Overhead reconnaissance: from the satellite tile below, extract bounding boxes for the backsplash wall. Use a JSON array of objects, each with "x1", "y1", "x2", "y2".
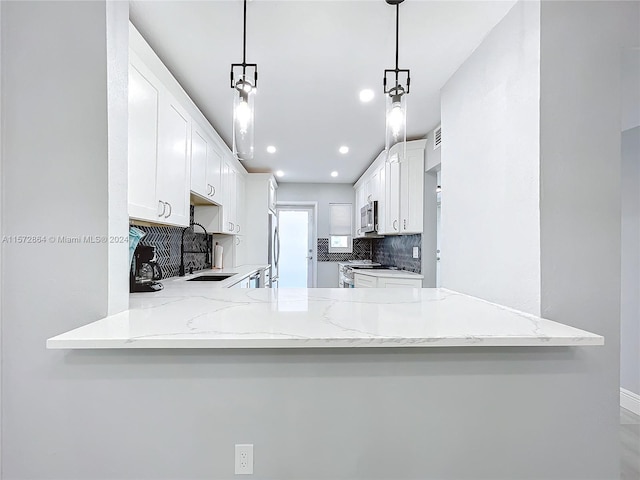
[
  {"x1": 316, "y1": 238, "x2": 372, "y2": 262},
  {"x1": 133, "y1": 207, "x2": 211, "y2": 279},
  {"x1": 372, "y1": 234, "x2": 422, "y2": 273}
]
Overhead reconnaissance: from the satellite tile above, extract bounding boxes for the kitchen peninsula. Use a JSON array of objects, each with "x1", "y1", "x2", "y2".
[{"x1": 47, "y1": 287, "x2": 603, "y2": 349}]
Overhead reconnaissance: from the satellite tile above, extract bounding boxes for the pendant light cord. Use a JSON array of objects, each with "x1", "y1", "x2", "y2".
[
  {"x1": 394, "y1": 2, "x2": 399, "y2": 88},
  {"x1": 242, "y1": 0, "x2": 247, "y2": 74}
]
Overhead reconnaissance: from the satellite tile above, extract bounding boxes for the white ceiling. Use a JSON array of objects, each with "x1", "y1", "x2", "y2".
[{"x1": 129, "y1": 0, "x2": 516, "y2": 183}]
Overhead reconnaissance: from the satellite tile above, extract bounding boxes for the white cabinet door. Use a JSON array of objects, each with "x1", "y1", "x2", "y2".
[
  {"x1": 354, "y1": 185, "x2": 365, "y2": 238},
  {"x1": 155, "y1": 94, "x2": 191, "y2": 227},
  {"x1": 235, "y1": 173, "x2": 245, "y2": 235},
  {"x1": 190, "y1": 123, "x2": 222, "y2": 205},
  {"x1": 384, "y1": 160, "x2": 401, "y2": 234},
  {"x1": 354, "y1": 274, "x2": 377, "y2": 288},
  {"x1": 221, "y1": 160, "x2": 234, "y2": 233},
  {"x1": 128, "y1": 55, "x2": 160, "y2": 221},
  {"x1": 377, "y1": 277, "x2": 422, "y2": 288},
  {"x1": 190, "y1": 125, "x2": 208, "y2": 198},
  {"x1": 206, "y1": 139, "x2": 222, "y2": 204},
  {"x1": 400, "y1": 146, "x2": 425, "y2": 234},
  {"x1": 376, "y1": 163, "x2": 386, "y2": 234}
]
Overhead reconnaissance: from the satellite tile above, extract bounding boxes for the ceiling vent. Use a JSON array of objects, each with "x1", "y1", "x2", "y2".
[{"x1": 433, "y1": 125, "x2": 442, "y2": 150}]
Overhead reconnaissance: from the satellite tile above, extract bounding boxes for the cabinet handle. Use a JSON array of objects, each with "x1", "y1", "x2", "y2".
[
  {"x1": 403, "y1": 219, "x2": 407, "y2": 230},
  {"x1": 368, "y1": 194, "x2": 372, "y2": 202},
  {"x1": 236, "y1": 224, "x2": 240, "y2": 233},
  {"x1": 211, "y1": 186, "x2": 216, "y2": 196},
  {"x1": 165, "y1": 202, "x2": 172, "y2": 218},
  {"x1": 393, "y1": 219, "x2": 398, "y2": 231},
  {"x1": 207, "y1": 184, "x2": 212, "y2": 195},
  {"x1": 236, "y1": 237, "x2": 240, "y2": 246},
  {"x1": 230, "y1": 222, "x2": 234, "y2": 232},
  {"x1": 157, "y1": 201, "x2": 166, "y2": 217}
]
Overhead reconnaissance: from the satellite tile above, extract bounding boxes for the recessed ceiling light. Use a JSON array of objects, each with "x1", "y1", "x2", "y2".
[
  {"x1": 339, "y1": 146, "x2": 349, "y2": 154},
  {"x1": 266, "y1": 145, "x2": 277, "y2": 154},
  {"x1": 275, "y1": 170, "x2": 284, "y2": 178},
  {"x1": 331, "y1": 171, "x2": 339, "y2": 178},
  {"x1": 359, "y1": 89, "x2": 375, "y2": 103}
]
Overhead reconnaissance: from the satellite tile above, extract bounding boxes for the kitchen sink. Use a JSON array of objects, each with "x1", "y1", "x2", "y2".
[{"x1": 187, "y1": 274, "x2": 235, "y2": 282}]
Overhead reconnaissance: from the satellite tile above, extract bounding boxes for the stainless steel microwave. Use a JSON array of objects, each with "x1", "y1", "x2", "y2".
[{"x1": 360, "y1": 201, "x2": 378, "y2": 234}]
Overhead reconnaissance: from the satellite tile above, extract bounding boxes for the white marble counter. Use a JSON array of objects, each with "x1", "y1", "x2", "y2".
[
  {"x1": 355, "y1": 269, "x2": 424, "y2": 280},
  {"x1": 173, "y1": 264, "x2": 269, "y2": 289},
  {"x1": 47, "y1": 287, "x2": 603, "y2": 349}
]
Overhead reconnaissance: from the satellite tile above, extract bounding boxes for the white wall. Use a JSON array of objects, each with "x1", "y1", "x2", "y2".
[
  {"x1": 621, "y1": 126, "x2": 640, "y2": 395},
  {"x1": 277, "y1": 183, "x2": 355, "y2": 287},
  {"x1": 538, "y1": 1, "x2": 638, "y2": 475},
  {"x1": 441, "y1": 0, "x2": 541, "y2": 315},
  {"x1": 620, "y1": 47, "x2": 640, "y2": 397}
]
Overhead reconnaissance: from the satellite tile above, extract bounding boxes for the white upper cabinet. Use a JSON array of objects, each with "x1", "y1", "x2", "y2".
[
  {"x1": 128, "y1": 54, "x2": 160, "y2": 222},
  {"x1": 129, "y1": 22, "x2": 248, "y2": 231},
  {"x1": 235, "y1": 172, "x2": 246, "y2": 235},
  {"x1": 384, "y1": 159, "x2": 401, "y2": 234},
  {"x1": 155, "y1": 94, "x2": 191, "y2": 226},
  {"x1": 354, "y1": 140, "x2": 426, "y2": 236},
  {"x1": 400, "y1": 144, "x2": 425, "y2": 233},
  {"x1": 190, "y1": 122, "x2": 222, "y2": 205},
  {"x1": 128, "y1": 52, "x2": 191, "y2": 227}
]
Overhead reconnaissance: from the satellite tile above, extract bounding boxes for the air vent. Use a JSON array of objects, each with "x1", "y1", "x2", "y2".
[{"x1": 433, "y1": 125, "x2": 442, "y2": 150}]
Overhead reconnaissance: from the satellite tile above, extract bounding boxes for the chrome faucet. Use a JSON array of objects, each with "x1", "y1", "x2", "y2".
[{"x1": 179, "y1": 222, "x2": 210, "y2": 277}]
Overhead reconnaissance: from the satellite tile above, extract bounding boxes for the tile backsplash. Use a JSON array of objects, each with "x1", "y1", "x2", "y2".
[
  {"x1": 316, "y1": 238, "x2": 372, "y2": 262},
  {"x1": 316, "y1": 234, "x2": 422, "y2": 274},
  {"x1": 372, "y1": 234, "x2": 422, "y2": 273}
]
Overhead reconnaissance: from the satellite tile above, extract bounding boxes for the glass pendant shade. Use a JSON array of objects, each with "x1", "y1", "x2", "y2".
[
  {"x1": 385, "y1": 91, "x2": 407, "y2": 159},
  {"x1": 232, "y1": 81, "x2": 255, "y2": 161}
]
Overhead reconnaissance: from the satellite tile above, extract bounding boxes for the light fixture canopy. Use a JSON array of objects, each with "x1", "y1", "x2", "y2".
[
  {"x1": 339, "y1": 146, "x2": 349, "y2": 154},
  {"x1": 267, "y1": 145, "x2": 277, "y2": 154},
  {"x1": 383, "y1": 0, "x2": 410, "y2": 157},
  {"x1": 331, "y1": 171, "x2": 339, "y2": 178},
  {"x1": 231, "y1": 0, "x2": 258, "y2": 161}
]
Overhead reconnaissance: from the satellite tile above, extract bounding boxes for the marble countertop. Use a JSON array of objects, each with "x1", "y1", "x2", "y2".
[
  {"x1": 168, "y1": 264, "x2": 270, "y2": 289},
  {"x1": 47, "y1": 286, "x2": 603, "y2": 349},
  {"x1": 354, "y1": 269, "x2": 424, "y2": 279}
]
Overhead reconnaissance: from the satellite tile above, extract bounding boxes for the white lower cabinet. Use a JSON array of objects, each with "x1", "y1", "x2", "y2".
[
  {"x1": 354, "y1": 274, "x2": 377, "y2": 288},
  {"x1": 234, "y1": 235, "x2": 247, "y2": 267},
  {"x1": 354, "y1": 273, "x2": 422, "y2": 288}
]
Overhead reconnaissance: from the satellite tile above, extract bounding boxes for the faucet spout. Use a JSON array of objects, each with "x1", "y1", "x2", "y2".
[{"x1": 179, "y1": 222, "x2": 210, "y2": 277}]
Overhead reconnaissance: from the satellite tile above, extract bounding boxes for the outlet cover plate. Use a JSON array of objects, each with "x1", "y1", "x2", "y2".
[
  {"x1": 412, "y1": 246, "x2": 419, "y2": 259},
  {"x1": 235, "y1": 444, "x2": 253, "y2": 475}
]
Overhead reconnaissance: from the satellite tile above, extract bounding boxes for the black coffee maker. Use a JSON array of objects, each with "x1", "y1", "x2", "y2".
[{"x1": 130, "y1": 245, "x2": 163, "y2": 292}]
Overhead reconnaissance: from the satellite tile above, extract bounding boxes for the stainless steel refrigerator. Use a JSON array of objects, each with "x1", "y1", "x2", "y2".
[{"x1": 267, "y1": 212, "x2": 280, "y2": 288}]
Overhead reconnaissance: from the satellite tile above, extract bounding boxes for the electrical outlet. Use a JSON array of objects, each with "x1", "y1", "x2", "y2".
[
  {"x1": 235, "y1": 444, "x2": 253, "y2": 475},
  {"x1": 412, "y1": 246, "x2": 419, "y2": 259}
]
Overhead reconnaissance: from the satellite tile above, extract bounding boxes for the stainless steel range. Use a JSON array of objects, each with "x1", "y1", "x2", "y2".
[{"x1": 338, "y1": 260, "x2": 382, "y2": 288}]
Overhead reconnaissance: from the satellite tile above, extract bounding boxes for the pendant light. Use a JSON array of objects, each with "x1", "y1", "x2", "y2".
[
  {"x1": 383, "y1": 0, "x2": 410, "y2": 161},
  {"x1": 230, "y1": 0, "x2": 258, "y2": 161}
]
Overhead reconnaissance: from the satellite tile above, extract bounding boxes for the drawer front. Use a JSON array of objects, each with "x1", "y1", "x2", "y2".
[
  {"x1": 377, "y1": 277, "x2": 422, "y2": 288},
  {"x1": 354, "y1": 274, "x2": 377, "y2": 288}
]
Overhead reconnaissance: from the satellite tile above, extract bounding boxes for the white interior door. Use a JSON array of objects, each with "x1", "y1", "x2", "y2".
[{"x1": 277, "y1": 206, "x2": 315, "y2": 287}]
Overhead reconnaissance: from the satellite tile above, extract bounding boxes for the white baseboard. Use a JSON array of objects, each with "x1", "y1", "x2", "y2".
[{"x1": 621, "y1": 388, "x2": 640, "y2": 416}]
